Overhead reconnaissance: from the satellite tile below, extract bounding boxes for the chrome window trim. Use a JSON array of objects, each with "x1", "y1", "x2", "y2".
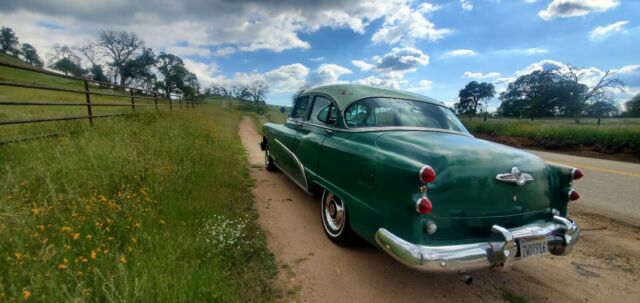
[{"x1": 274, "y1": 138, "x2": 309, "y2": 192}]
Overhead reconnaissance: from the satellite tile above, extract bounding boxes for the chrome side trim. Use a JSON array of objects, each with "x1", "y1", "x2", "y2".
[
  {"x1": 375, "y1": 216, "x2": 580, "y2": 273},
  {"x1": 273, "y1": 138, "x2": 309, "y2": 192},
  {"x1": 301, "y1": 121, "x2": 471, "y2": 137}
]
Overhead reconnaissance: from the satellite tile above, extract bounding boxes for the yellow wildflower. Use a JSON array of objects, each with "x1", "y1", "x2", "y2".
[
  {"x1": 60, "y1": 226, "x2": 73, "y2": 233},
  {"x1": 159, "y1": 219, "x2": 165, "y2": 225},
  {"x1": 37, "y1": 225, "x2": 45, "y2": 231},
  {"x1": 90, "y1": 250, "x2": 97, "y2": 260},
  {"x1": 31, "y1": 206, "x2": 43, "y2": 216},
  {"x1": 57, "y1": 263, "x2": 67, "y2": 270},
  {"x1": 85, "y1": 235, "x2": 93, "y2": 240},
  {"x1": 71, "y1": 233, "x2": 80, "y2": 240},
  {"x1": 133, "y1": 222, "x2": 141, "y2": 229},
  {"x1": 14, "y1": 252, "x2": 22, "y2": 261},
  {"x1": 22, "y1": 290, "x2": 31, "y2": 300},
  {"x1": 119, "y1": 255, "x2": 127, "y2": 264},
  {"x1": 79, "y1": 257, "x2": 88, "y2": 264}
]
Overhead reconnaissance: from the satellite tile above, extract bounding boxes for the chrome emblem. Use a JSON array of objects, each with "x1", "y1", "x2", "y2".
[{"x1": 496, "y1": 167, "x2": 533, "y2": 186}]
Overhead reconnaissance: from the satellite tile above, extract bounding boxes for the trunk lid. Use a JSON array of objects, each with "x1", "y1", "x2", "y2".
[{"x1": 375, "y1": 131, "x2": 552, "y2": 220}]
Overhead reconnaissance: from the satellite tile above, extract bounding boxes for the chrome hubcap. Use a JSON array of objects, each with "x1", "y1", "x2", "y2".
[
  {"x1": 265, "y1": 149, "x2": 270, "y2": 166},
  {"x1": 324, "y1": 192, "x2": 344, "y2": 232}
]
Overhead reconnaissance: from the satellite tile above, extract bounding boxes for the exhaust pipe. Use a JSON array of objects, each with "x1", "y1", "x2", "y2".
[{"x1": 460, "y1": 274, "x2": 473, "y2": 285}]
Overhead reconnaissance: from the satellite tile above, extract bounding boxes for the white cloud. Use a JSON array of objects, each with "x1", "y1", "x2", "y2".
[
  {"x1": 521, "y1": 47, "x2": 549, "y2": 55},
  {"x1": 231, "y1": 63, "x2": 310, "y2": 93},
  {"x1": 166, "y1": 45, "x2": 212, "y2": 57},
  {"x1": 589, "y1": 20, "x2": 629, "y2": 41},
  {"x1": 353, "y1": 47, "x2": 429, "y2": 74},
  {"x1": 215, "y1": 46, "x2": 236, "y2": 57},
  {"x1": 0, "y1": 0, "x2": 447, "y2": 54},
  {"x1": 371, "y1": 1, "x2": 451, "y2": 45},
  {"x1": 462, "y1": 71, "x2": 502, "y2": 79},
  {"x1": 496, "y1": 47, "x2": 549, "y2": 55},
  {"x1": 460, "y1": 0, "x2": 474, "y2": 11},
  {"x1": 310, "y1": 57, "x2": 324, "y2": 62},
  {"x1": 443, "y1": 49, "x2": 477, "y2": 57},
  {"x1": 352, "y1": 60, "x2": 375, "y2": 71},
  {"x1": 183, "y1": 59, "x2": 221, "y2": 86},
  {"x1": 538, "y1": 0, "x2": 619, "y2": 20},
  {"x1": 408, "y1": 79, "x2": 434, "y2": 91},
  {"x1": 354, "y1": 72, "x2": 407, "y2": 89},
  {"x1": 373, "y1": 47, "x2": 430, "y2": 72},
  {"x1": 307, "y1": 64, "x2": 352, "y2": 86}
]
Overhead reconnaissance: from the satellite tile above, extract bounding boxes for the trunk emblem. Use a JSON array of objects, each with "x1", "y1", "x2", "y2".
[{"x1": 496, "y1": 167, "x2": 533, "y2": 186}]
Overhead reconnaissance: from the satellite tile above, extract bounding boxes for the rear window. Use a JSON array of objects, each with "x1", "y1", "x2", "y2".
[{"x1": 344, "y1": 97, "x2": 467, "y2": 133}]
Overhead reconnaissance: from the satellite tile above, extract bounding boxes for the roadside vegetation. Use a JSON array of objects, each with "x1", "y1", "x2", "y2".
[
  {"x1": 463, "y1": 117, "x2": 640, "y2": 155},
  {"x1": 0, "y1": 102, "x2": 277, "y2": 301}
]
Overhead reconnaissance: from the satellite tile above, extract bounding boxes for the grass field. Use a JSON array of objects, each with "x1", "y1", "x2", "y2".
[
  {"x1": 462, "y1": 117, "x2": 640, "y2": 154},
  {"x1": 0, "y1": 102, "x2": 277, "y2": 301}
]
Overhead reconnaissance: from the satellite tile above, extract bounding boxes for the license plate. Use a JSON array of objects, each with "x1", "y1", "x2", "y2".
[{"x1": 519, "y1": 237, "x2": 549, "y2": 258}]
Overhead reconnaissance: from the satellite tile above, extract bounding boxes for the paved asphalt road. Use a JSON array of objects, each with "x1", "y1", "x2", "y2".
[{"x1": 527, "y1": 149, "x2": 640, "y2": 226}]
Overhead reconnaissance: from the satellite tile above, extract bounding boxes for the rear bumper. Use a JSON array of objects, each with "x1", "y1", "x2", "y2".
[{"x1": 375, "y1": 216, "x2": 579, "y2": 273}]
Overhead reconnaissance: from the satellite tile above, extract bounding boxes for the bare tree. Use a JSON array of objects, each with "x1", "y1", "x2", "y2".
[
  {"x1": 93, "y1": 31, "x2": 144, "y2": 85},
  {"x1": 248, "y1": 80, "x2": 269, "y2": 104},
  {"x1": 563, "y1": 66, "x2": 624, "y2": 123}
]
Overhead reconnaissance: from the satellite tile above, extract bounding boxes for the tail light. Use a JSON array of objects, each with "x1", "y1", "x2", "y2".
[
  {"x1": 419, "y1": 165, "x2": 436, "y2": 183},
  {"x1": 416, "y1": 197, "x2": 432, "y2": 214},
  {"x1": 572, "y1": 168, "x2": 583, "y2": 181},
  {"x1": 568, "y1": 189, "x2": 580, "y2": 201}
]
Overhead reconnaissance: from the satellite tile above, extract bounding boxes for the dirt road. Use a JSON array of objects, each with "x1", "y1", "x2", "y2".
[{"x1": 239, "y1": 117, "x2": 640, "y2": 303}]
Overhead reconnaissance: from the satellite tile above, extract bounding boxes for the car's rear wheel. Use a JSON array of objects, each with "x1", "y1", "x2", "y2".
[
  {"x1": 321, "y1": 190, "x2": 355, "y2": 246},
  {"x1": 265, "y1": 146, "x2": 277, "y2": 172}
]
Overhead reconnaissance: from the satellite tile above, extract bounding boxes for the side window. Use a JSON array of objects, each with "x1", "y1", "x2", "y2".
[
  {"x1": 344, "y1": 103, "x2": 370, "y2": 127},
  {"x1": 309, "y1": 96, "x2": 333, "y2": 124},
  {"x1": 291, "y1": 96, "x2": 310, "y2": 119}
]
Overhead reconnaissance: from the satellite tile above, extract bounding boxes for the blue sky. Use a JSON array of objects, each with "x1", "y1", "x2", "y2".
[{"x1": 1, "y1": 0, "x2": 638, "y2": 108}]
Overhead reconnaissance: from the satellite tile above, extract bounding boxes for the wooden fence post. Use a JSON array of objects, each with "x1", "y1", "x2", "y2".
[
  {"x1": 84, "y1": 80, "x2": 93, "y2": 126},
  {"x1": 169, "y1": 97, "x2": 173, "y2": 111},
  {"x1": 154, "y1": 92, "x2": 158, "y2": 110},
  {"x1": 130, "y1": 89, "x2": 136, "y2": 111}
]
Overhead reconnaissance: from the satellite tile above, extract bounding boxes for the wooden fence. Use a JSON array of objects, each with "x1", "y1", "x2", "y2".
[
  {"x1": 0, "y1": 62, "x2": 202, "y2": 145},
  {"x1": 0, "y1": 61, "x2": 201, "y2": 143}
]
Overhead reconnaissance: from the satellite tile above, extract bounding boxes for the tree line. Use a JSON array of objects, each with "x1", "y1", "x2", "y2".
[
  {"x1": 454, "y1": 66, "x2": 640, "y2": 123},
  {"x1": 0, "y1": 26, "x2": 200, "y2": 99},
  {"x1": 204, "y1": 81, "x2": 269, "y2": 104}
]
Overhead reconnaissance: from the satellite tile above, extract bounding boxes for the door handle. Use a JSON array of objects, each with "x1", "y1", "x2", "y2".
[
  {"x1": 324, "y1": 128, "x2": 333, "y2": 135},
  {"x1": 296, "y1": 121, "x2": 303, "y2": 127}
]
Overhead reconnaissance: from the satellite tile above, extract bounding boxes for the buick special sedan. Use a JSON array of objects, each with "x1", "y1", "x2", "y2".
[{"x1": 260, "y1": 84, "x2": 581, "y2": 277}]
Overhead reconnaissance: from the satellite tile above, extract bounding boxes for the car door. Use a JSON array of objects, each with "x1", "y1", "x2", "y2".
[
  {"x1": 291, "y1": 95, "x2": 338, "y2": 183},
  {"x1": 272, "y1": 95, "x2": 311, "y2": 187}
]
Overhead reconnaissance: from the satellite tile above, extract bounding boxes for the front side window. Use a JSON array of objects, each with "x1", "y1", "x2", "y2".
[
  {"x1": 291, "y1": 96, "x2": 310, "y2": 119},
  {"x1": 344, "y1": 97, "x2": 467, "y2": 133}
]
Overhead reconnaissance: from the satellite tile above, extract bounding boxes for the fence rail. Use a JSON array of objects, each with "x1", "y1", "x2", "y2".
[{"x1": 0, "y1": 61, "x2": 201, "y2": 129}]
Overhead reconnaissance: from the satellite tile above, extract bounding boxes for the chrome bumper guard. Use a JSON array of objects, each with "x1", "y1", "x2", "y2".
[{"x1": 375, "y1": 216, "x2": 579, "y2": 273}]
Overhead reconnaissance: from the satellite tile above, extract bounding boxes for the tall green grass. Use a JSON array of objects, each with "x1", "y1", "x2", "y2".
[
  {"x1": 463, "y1": 118, "x2": 640, "y2": 153},
  {"x1": 0, "y1": 105, "x2": 277, "y2": 301}
]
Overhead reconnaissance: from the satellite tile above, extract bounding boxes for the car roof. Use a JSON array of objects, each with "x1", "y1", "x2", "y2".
[{"x1": 303, "y1": 84, "x2": 445, "y2": 110}]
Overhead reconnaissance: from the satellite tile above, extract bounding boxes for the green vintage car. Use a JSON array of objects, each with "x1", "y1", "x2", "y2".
[{"x1": 260, "y1": 84, "x2": 581, "y2": 276}]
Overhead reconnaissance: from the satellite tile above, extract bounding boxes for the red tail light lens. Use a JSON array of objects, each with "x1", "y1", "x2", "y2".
[
  {"x1": 419, "y1": 165, "x2": 436, "y2": 183},
  {"x1": 416, "y1": 197, "x2": 433, "y2": 214},
  {"x1": 568, "y1": 189, "x2": 580, "y2": 201},
  {"x1": 572, "y1": 168, "x2": 583, "y2": 181}
]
